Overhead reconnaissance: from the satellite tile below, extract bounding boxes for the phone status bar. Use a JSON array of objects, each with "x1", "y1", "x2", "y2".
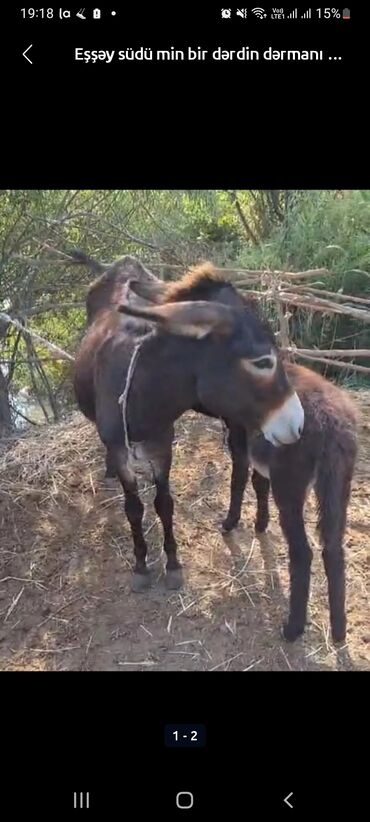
[{"x1": 219, "y1": 8, "x2": 351, "y2": 21}]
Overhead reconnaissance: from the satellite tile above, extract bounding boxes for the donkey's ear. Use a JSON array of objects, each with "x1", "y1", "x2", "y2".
[
  {"x1": 128, "y1": 278, "x2": 167, "y2": 304},
  {"x1": 118, "y1": 300, "x2": 236, "y2": 338}
]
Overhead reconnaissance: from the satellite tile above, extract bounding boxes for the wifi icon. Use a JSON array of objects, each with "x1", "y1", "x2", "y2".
[{"x1": 252, "y1": 6, "x2": 267, "y2": 17}]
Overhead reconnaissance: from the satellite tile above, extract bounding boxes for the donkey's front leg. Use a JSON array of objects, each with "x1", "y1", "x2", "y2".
[
  {"x1": 151, "y1": 431, "x2": 183, "y2": 590},
  {"x1": 104, "y1": 448, "x2": 117, "y2": 479},
  {"x1": 251, "y1": 469, "x2": 270, "y2": 533},
  {"x1": 271, "y1": 469, "x2": 312, "y2": 641},
  {"x1": 222, "y1": 422, "x2": 249, "y2": 532},
  {"x1": 112, "y1": 447, "x2": 151, "y2": 592}
]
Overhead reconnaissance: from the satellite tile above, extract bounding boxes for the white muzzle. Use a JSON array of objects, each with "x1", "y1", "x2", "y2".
[{"x1": 261, "y1": 392, "x2": 304, "y2": 446}]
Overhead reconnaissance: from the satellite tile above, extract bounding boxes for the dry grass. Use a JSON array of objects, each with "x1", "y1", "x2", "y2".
[{"x1": 0, "y1": 393, "x2": 369, "y2": 672}]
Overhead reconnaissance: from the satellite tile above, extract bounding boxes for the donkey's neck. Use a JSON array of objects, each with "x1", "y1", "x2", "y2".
[{"x1": 126, "y1": 333, "x2": 204, "y2": 442}]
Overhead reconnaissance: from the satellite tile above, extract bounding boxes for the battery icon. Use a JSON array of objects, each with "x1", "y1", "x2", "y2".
[
  {"x1": 342, "y1": 8, "x2": 350, "y2": 18},
  {"x1": 93, "y1": 8, "x2": 101, "y2": 18}
]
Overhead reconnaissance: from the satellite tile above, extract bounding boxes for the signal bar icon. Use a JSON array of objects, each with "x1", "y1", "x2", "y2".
[
  {"x1": 301, "y1": 8, "x2": 311, "y2": 18},
  {"x1": 287, "y1": 8, "x2": 297, "y2": 18}
]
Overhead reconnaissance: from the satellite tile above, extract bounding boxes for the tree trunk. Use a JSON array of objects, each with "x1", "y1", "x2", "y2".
[
  {"x1": 0, "y1": 366, "x2": 12, "y2": 435},
  {"x1": 228, "y1": 191, "x2": 259, "y2": 245}
]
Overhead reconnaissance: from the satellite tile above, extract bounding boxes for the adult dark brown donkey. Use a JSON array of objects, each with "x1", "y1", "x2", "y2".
[{"x1": 73, "y1": 253, "x2": 304, "y2": 594}]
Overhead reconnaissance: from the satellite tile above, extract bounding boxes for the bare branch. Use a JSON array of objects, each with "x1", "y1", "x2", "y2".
[
  {"x1": 0, "y1": 367, "x2": 12, "y2": 433},
  {"x1": 9, "y1": 403, "x2": 42, "y2": 426},
  {"x1": 147, "y1": 263, "x2": 332, "y2": 281},
  {"x1": 22, "y1": 301, "x2": 85, "y2": 317},
  {"x1": 289, "y1": 352, "x2": 370, "y2": 374},
  {"x1": 228, "y1": 191, "x2": 260, "y2": 245},
  {"x1": 98, "y1": 219, "x2": 164, "y2": 252},
  {"x1": 28, "y1": 339, "x2": 60, "y2": 421},
  {"x1": 9, "y1": 254, "x2": 89, "y2": 269},
  {"x1": 6, "y1": 329, "x2": 22, "y2": 385},
  {"x1": 1, "y1": 357, "x2": 70, "y2": 364},
  {"x1": 285, "y1": 284, "x2": 370, "y2": 306},
  {"x1": 0, "y1": 313, "x2": 75, "y2": 361},
  {"x1": 24, "y1": 337, "x2": 51, "y2": 423},
  {"x1": 247, "y1": 290, "x2": 370, "y2": 324},
  {"x1": 284, "y1": 347, "x2": 370, "y2": 359},
  {"x1": 271, "y1": 282, "x2": 290, "y2": 349}
]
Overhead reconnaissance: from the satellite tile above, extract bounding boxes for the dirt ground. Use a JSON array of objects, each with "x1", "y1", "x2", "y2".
[{"x1": 0, "y1": 396, "x2": 369, "y2": 672}]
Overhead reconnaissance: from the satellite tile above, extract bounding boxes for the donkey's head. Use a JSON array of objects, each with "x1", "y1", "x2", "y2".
[{"x1": 119, "y1": 268, "x2": 304, "y2": 446}]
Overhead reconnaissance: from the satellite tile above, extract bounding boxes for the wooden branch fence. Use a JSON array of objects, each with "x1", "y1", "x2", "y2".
[{"x1": 3, "y1": 258, "x2": 370, "y2": 375}]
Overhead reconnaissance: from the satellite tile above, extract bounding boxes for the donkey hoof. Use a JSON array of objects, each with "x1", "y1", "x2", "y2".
[
  {"x1": 131, "y1": 571, "x2": 151, "y2": 593},
  {"x1": 165, "y1": 568, "x2": 184, "y2": 590},
  {"x1": 332, "y1": 628, "x2": 346, "y2": 644},
  {"x1": 221, "y1": 516, "x2": 239, "y2": 533},
  {"x1": 101, "y1": 476, "x2": 117, "y2": 491},
  {"x1": 282, "y1": 622, "x2": 304, "y2": 642},
  {"x1": 255, "y1": 519, "x2": 268, "y2": 534}
]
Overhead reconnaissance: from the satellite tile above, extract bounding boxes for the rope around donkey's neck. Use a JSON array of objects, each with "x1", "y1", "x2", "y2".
[{"x1": 118, "y1": 339, "x2": 144, "y2": 464}]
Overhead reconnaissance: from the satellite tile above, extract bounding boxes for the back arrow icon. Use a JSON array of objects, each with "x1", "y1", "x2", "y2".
[
  {"x1": 284, "y1": 792, "x2": 293, "y2": 808},
  {"x1": 23, "y1": 45, "x2": 33, "y2": 64}
]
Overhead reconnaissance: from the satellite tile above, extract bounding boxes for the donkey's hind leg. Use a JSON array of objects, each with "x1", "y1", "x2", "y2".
[
  {"x1": 316, "y1": 453, "x2": 354, "y2": 643},
  {"x1": 151, "y1": 430, "x2": 183, "y2": 590},
  {"x1": 110, "y1": 446, "x2": 151, "y2": 592},
  {"x1": 251, "y1": 470, "x2": 270, "y2": 533}
]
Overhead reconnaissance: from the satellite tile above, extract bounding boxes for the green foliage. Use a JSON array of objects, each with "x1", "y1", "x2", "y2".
[
  {"x1": 1, "y1": 188, "x2": 370, "y2": 427},
  {"x1": 233, "y1": 190, "x2": 370, "y2": 374}
]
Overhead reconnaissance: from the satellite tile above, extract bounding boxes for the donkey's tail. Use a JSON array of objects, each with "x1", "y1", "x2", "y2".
[{"x1": 315, "y1": 433, "x2": 356, "y2": 547}]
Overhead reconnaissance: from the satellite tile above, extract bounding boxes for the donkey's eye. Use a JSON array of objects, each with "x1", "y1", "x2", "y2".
[
  {"x1": 240, "y1": 353, "x2": 277, "y2": 377},
  {"x1": 251, "y1": 357, "x2": 274, "y2": 370}
]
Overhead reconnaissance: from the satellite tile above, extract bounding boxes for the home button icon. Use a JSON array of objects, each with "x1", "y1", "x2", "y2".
[{"x1": 176, "y1": 792, "x2": 194, "y2": 809}]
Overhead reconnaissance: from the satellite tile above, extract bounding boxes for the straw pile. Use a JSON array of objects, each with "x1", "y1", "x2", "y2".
[{"x1": 0, "y1": 394, "x2": 369, "y2": 672}]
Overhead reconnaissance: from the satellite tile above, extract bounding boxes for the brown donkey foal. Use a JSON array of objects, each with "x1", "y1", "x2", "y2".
[
  {"x1": 234, "y1": 363, "x2": 357, "y2": 643},
  {"x1": 73, "y1": 254, "x2": 304, "y2": 594}
]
